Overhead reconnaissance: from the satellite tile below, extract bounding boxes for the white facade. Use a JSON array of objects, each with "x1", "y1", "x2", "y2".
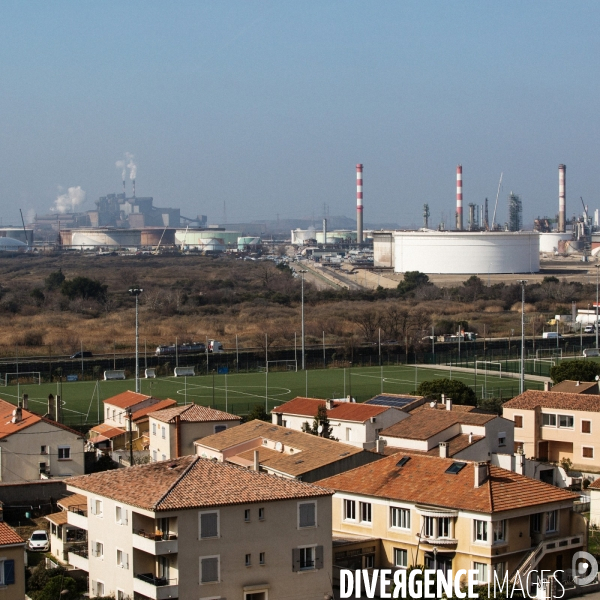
[
  {"x1": 393, "y1": 231, "x2": 540, "y2": 274},
  {"x1": 539, "y1": 232, "x2": 571, "y2": 254},
  {"x1": 71, "y1": 229, "x2": 142, "y2": 248}
]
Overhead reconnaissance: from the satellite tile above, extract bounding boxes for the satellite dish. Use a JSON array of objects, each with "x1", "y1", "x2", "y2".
[
  {"x1": 275, "y1": 441, "x2": 283, "y2": 452},
  {"x1": 317, "y1": 425, "x2": 323, "y2": 434},
  {"x1": 595, "y1": 375, "x2": 599, "y2": 381},
  {"x1": 430, "y1": 401, "x2": 436, "y2": 408}
]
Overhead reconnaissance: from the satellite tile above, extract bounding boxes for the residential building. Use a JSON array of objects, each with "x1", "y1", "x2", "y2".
[
  {"x1": 550, "y1": 380, "x2": 599, "y2": 395},
  {"x1": 271, "y1": 397, "x2": 408, "y2": 449},
  {"x1": 195, "y1": 420, "x2": 382, "y2": 482},
  {"x1": 0, "y1": 522, "x2": 26, "y2": 600},
  {"x1": 378, "y1": 400, "x2": 514, "y2": 461},
  {"x1": 46, "y1": 493, "x2": 88, "y2": 564},
  {"x1": 319, "y1": 453, "x2": 586, "y2": 586},
  {"x1": 148, "y1": 403, "x2": 241, "y2": 461},
  {"x1": 88, "y1": 423, "x2": 128, "y2": 452},
  {"x1": 0, "y1": 398, "x2": 85, "y2": 482},
  {"x1": 589, "y1": 478, "x2": 600, "y2": 526},
  {"x1": 503, "y1": 390, "x2": 600, "y2": 475},
  {"x1": 65, "y1": 455, "x2": 333, "y2": 600}
]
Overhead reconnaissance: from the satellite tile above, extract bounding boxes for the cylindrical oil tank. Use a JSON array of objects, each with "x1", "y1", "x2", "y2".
[
  {"x1": 175, "y1": 229, "x2": 240, "y2": 247},
  {"x1": 237, "y1": 237, "x2": 261, "y2": 250},
  {"x1": 70, "y1": 228, "x2": 142, "y2": 248},
  {"x1": 0, "y1": 237, "x2": 28, "y2": 251},
  {"x1": 141, "y1": 228, "x2": 175, "y2": 246},
  {"x1": 539, "y1": 232, "x2": 572, "y2": 253},
  {"x1": 0, "y1": 228, "x2": 33, "y2": 244},
  {"x1": 393, "y1": 231, "x2": 540, "y2": 274}
]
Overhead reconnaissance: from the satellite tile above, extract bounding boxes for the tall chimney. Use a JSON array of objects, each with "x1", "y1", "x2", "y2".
[
  {"x1": 558, "y1": 164, "x2": 566, "y2": 233},
  {"x1": 356, "y1": 164, "x2": 363, "y2": 243},
  {"x1": 253, "y1": 450, "x2": 260, "y2": 471},
  {"x1": 456, "y1": 165, "x2": 463, "y2": 230},
  {"x1": 132, "y1": 179, "x2": 136, "y2": 198},
  {"x1": 323, "y1": 219, "x2": 327, "y2": 244},
  {"x1": 515, "y1": 447, "x2": 525, "y2": 475},
  {"x1": 474, "y1": 462, "x2": 488, "y2": 488},
  {"x1": 439, "y1": 442, "x2": 448, "y2": 458}
]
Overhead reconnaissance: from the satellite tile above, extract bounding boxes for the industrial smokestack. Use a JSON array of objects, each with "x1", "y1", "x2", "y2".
[
  {"x1": 323, "y1": 218, "x2": 327, "y2": 244},
  {"x1": 122, "y1": 179, "x2": 126, "y2": 195},
  {"x1": 558, "y1": 164, "x2": 566, "y2": 233},
  {"x1": 456, "y1": 165, "x2": 463, "y2": 230},
  {"x1": 356, "y1": 164, "x2": 363, "y2": 243},
  {"x1": 132, "y1": 179, "x2": 136, "y2": 198}
]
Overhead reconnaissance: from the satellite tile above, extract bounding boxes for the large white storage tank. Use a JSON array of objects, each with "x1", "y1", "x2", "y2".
[
  {"x1": 393, "y1": 231, "x2": 540, "y2": 274},
  {"x1": 70, "y1": 229, "x2": 141, "y2": 248},
  {"x1": 539, "y1": 232, "x2": 571, "y2": 253}
]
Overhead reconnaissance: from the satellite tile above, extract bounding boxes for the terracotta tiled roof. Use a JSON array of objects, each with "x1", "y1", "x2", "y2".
[
  {"x1": 272, "y1": 397, "x2": 390, "y2": 422},
  {"x1": 67, "y1": 455, "x2": 332, "y2": 511},
  {"x1": 132, "y1": 398, "x2": 177, "y2": 421},
  {"x1": 590, "y1": 478, "x2": 600, "y2": 489},
  {"x1": 149, "y1": 404, "x2": 241, "y2": 424},
  {"x1": 0, "y1": 522, "x2": 25, "y2": 546},
  {"x1": 380, "y1": 409, "x2": 495, "y2": 440},
  {"x1": 196, "y1": 420, "x2": 366, "y2": 477},
  {"x1": 57, "y1": 493, "x2": 87, "y2": 510},
  {"x1": 89, "y1": 424, "x2": 126, "y2": 439},
  {"x1": 318, "y1": 453, "x2": 578, "y2": 514},
  {"x1": 104, "y1": 391, "x2": 151, "y2": 409},
  {"x1": 551, "y1": 380, "x2": 599, "y2": 395},
  {"x1": 45, "y1": 511, "x2": 68, "y2": 525},
  {"x1": 410, "y1": 402, "x2": 476, "y2": 413},
  {"x1": 376, "y1": 434, "x2": 483, "y2": 458},
  {"x1": 503, "y1": 390, "x2": 600, "y2": 413}
]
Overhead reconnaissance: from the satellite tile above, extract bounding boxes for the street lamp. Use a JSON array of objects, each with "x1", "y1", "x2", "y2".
[
  {"x1": 129, "y1": 287, "x2": 143, "y2": 393},
  {"x1": 595, "y1": 265, "x2": 600, "y2": 349},
  {"x1": 299, "y1": 270, "x2": 307, "y2": 370},
  {"x1": 516, "y1": 280, "x2": 528, "y2": 395}
]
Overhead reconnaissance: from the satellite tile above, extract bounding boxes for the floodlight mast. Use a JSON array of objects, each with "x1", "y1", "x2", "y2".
[{"x1": 129, "y1": 288, "x2": 144, "y2": 393}]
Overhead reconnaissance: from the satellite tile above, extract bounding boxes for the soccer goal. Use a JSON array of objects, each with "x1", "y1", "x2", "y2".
[
  {"x1": 535, "y1": 348, "x2": 563, "y2": 359},
  {"x1": 2, "y1": 372, "x2": 42, "y2": 386},
  {"x1": 474, "y1": 361, "x2": 502, "y2": 378},
  {"x1": 258, "y1": 360, "x2": 298, "y2": 373}
]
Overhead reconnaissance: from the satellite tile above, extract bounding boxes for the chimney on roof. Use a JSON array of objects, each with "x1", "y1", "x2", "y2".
[
  {"x1": 326, "y1": 399, "x2": 334, "y2": 410},
  {"x1": 22, "y1": 394, "x2": 28, "y2": 411},
  {"x1": 47, "y1": 394, "x2": 56, "y2": 421},
  {"x1": 376, "y1": 439, "x2": 386, "y2": 454},
  {"x1": 439, "y1": 442, "x2": 448, "y2": 458},
  {"x1": 576, "y1": 381, "x2": 580, "y2": 386},
  {"x1": 174, "y1": 415, "x2": 181, "y2": 458},
  {"x1": 474, "y1": 462, "x2": 488, "y2": 488},
  {"x1": 253, "y1": 450, "x2": 260, "y2": 472},
  {"x1": 515, "y1": 447, "x2": 525, "y2": 475},
  {"x1": 446, "y1": 397, "x2": 452, "y2": 411},
  {"x1": 544, "y1": 381, "x2": 552, "y2": 392},
  {"x1": 469, "y1": 432, "x2": 473, "y2": 444},
  {"x1": 11, "y1": 407, "x2": 22, "y2": 424}
]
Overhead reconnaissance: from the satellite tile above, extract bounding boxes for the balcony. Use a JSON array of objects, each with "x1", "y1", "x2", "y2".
[
  {"x1": 416, "y1": 534, "x2": 458, "y2": 547},
  {"x1": 132, "y1": 529, "x2": 178, "y2": 555},
  {"x1": 67, "y1": 546, "x2": 89, "y2": 572},
  {"x1": 66, "y1": 504, "x2": 88, "y2": 530},
  {"x1": 133, "y1": 574, "x2": 178, "y2": 599}
]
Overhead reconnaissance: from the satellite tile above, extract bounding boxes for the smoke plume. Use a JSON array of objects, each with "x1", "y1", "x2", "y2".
[
  {"x1": 52, "y1": 186, "x2": 86, "y2": 214},
  {"x1": 115, "y1": 159, "x2": 126, "y2": 181},
  {"x1": 126, "y1": 152, "x2": 137, "y2": 180}
]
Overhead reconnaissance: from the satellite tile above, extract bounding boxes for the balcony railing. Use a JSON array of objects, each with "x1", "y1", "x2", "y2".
[
  {"x1": 136, "y1": 574, "x2": 178, "y2": 587},
  {"x1": 68, "y1": 504, "x2": 88, "y2": 517},
  {"x1": 133, "y1": 528, "x2": 177, "y2": 541},
  {"x1": 66, "y1": 545, "x2": 88, "y2": 559}
]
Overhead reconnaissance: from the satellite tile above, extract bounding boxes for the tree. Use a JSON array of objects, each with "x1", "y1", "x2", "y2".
[
  {"x1": 30, "y1": 287, "x2": 45, "y2": 306},
  {"x1": 60, "y1": 276, "x2": 108, "y2": 301},
  {"x1": 246, "y1": 404, "x2": 270, "y2": 422},
  {"x1": 549, "y1": 359, "x2": 600, "y2": 383},
  {"x1": 397, "y1": 271, "x2": 430, "y2": 295},
  {"x1": 302, "y1": 404, "x2": 334, "y2": 438},
  {"x1": 352, "y1": 310, "x2": 380, "y2": 343},
  {"x1": 44, "y1": 268, "x2": 65, "y2": 291},
  {"x1": 416, "y1": 378, "x2": 477, "y2": 406}
]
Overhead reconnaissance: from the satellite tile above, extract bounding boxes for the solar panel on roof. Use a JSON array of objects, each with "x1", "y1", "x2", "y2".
[
  {"x1": 396, "y1": 456, "x2": 411, "y2": 468},
  {"x1": 365, "y1": 395, "x2": 417, "y2": 408}
]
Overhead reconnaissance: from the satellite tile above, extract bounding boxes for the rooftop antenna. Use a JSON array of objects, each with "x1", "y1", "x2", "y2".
[{"x1": 491, "y1": 172, "x2": 503, "y2": 230}]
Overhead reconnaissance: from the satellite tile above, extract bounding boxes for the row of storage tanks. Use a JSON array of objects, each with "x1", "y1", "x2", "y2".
[
  {"x1": 58, "y1": 228, "x2": 261, "y2": 252},
  {"x1": 372, "y1": 230, "x2": 574, "y2": 274}
]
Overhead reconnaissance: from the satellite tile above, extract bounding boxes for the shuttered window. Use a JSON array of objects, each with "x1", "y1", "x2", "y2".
[
  {"x1": 3, "y1": 560, "x2": 15, "y2": 585},
  {"x1": 298, "y1": 502, "x2": 316, "y2": 528},
  {"x1": 200, "y1": 556, "x2": 219, "y2": 583},
  {"x1": 292, "y1": 546, "x2": 323, "y2": 571},
  {"x1": 199, "y1": 511, "x2": 219, "y2": 539}
]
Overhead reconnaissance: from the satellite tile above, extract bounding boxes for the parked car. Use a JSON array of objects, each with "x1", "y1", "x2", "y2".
[
  {"x1": 70, "y1": 351, "x2": 93, "y2": 359},
  {"x1": 584, "y1": 325, "x2": 596, "y2": 333},
  {"x1": 28, "y1": 530, "x2": 49, "y2": 552}
]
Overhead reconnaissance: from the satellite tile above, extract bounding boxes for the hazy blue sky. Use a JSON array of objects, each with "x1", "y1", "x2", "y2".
[{"x1": 1, "y1": 1, "x2": 598, "y2": 228}]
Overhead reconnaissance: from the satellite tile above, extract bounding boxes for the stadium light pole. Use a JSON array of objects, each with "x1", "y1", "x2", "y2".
[
  {"x1": 129, "y1": 288, "x2": 143, "y2": 393},
  {"x1": 596, "y1": 265, "x2": 600, "y2": 349},
  {"x1": 299, "y1": 270, "x2": 307, "y2": 370},
  {"x1": 517, "y1": 280, "x2": 528, "y2": 395}
]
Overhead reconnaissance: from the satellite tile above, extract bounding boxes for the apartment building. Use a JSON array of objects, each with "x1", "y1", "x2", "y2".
[
  {"x1": 319, "y1": 453, "x2": 585, "y2": 586},
  {"x1": 503, "y1": 390, "x2": 600, "y2": 474},
  {"x1": 0, "y1": 398, "x2": 84, "y2": 482},
  {"x1": 103, "y1": 391, "x2": 176, "y2": 434},
  {"x1": 0, "y1": 522, "x2": 25, "y2": 600},
  {"x1": 271, "y1": 397, "x2": 407, "y2": 449},
  {"x1": 66, "y1": 455, "x2": 333, "y2": 600},
  {"x1": 148, "y1": 403, "x2": 241, "y2": 461},
  {"x1": 195, "y1": 420, "x2": 381, "y2": 482}
]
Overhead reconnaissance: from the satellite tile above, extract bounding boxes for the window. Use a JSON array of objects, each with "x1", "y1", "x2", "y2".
[
  {"x1": 493, "y1": 520, "x2": 506, "y2": 543},
  {"x1": 200, "y1": 556, "x2": 219, "y2": 583},
  {"x1": 259, "y1": 552, "x2": 265, "y2": 565},
  {"x1": 359, "y1": 502, "x2": 372, "y2": 524},
  {"x1": 514, "y1": 415, "x2": 523, "y2": 428},
  {"x1": 445, "y1": 462, "x2": 467, "y2": 474},
  {"x1": 0, "y1": 559, "x2": 15, "y2": 585},
  {"x1": 40, "y1": 445, "x2": 47, "y2": 455},
  {"x1": 115, "y1": 506, "x2": 128, "y2": 525},
  {"x1": 117, "y1": 590, "x2": 126, "y2": 600},
  {"x1": 152, "y1": 450, "x2": 157, "y2": 462},
  {"x1": 96, "y1": 581, "x2": 105, "y2": 596},
  {"x1": 298, "y1": 502, "x2": 316, "y2": 528},
  {"x1": 245, "y1": 553, "x2": 252, "y2": 567},
  {"x1": 259, "y1": 507, "x2": 265, "y2": 520},
  {"x1": 473, "y1": 562, "x2": 488, "y2": 583},
  {"x1": 531, "y1": 513, "x2": 542, "y2": 534},
  {"x1": 424, "y1": 517, "x2": 435, "y2": 537},
  {"x1": 582, "y1": 420, "x2": 592, "y2": 434},
  {"x1": 118, "y1": 412, "x2": 122, "y2": 424},
  {"x1": 152, "y1": 423, "x2": 156, "y2": 436},
  {"x1": 92, "y1": 499, "x2": 103, "y2": 517},
  {"x1": 162, "y1": 454, "x2": 166, "y2": 461},
  {"x1": 394, "y1": 548, "x2": 407, "y2": 568},
  {"x1": 498, "y1": 432, "x2": 506, "y2": 447},
  {"x1": 214, "y1": 425, "x2": 227, "y2": 434},
  {"x1": 106, "y1": 407, "x2": 110, "y2": 419},
  {"x1": 39, "y1": 462, "x2": 47, "y2": 474},
  {"x1": 93, "y1": 541, "x2": 104, "y2": 558},
  {"x1": 300, "y1": 547, "x2": 315, "y2": 570},
  {"x1": 244, "y1": 509, "x2": 251, "y2": 522},
  {"x1": 390, "y1": 507, "x2": 410, "y2": 529},
  {"x1": 162, "y1": 426, "x2": 166, "y2": 439},
  {"x1": 558, "y1": 415, "x2": 574, "y2": 429},
  {"x1": 293, "y1": 546, "x2": 323, "y2": 572},
  {"x1": 474, "y1": 520, "x2": 488, "y2": 542},
  {"x1": 542, "y1": 413, "x2": 557, "y2": 427},
  {"x1": 283, "y1": 420, "x2": 287, "y2": 427},
  {"x1": 343, "y1": 499, "x2": 356, "y2": 521},
  {"x1": 365, "y1": 554, "x2": 375, "y2": 569},
  {"x1": 116, "y1": 549, "x2": 129, "y2": 569},
  {"x1": 199, "y1": 511, "x2": 219, "y2": 539},
  {"x1": 112, "y1": 409, "x2": 116, "y2": 421},
  {"x1": 546, "y1": 510, "x2": 558, "y2": 533},
  {"x1": 583, "y1": 447, "x2": 594, "y2": 459},
  {"x1": 438, "y1": 517, "x2": 450, "y2": 538},
  {"x1": 58, "y1": 446, "x2": 71, "y2": 460},
  {"x1": 493, "y1": 563, "x2": 506, "y2": 580}
]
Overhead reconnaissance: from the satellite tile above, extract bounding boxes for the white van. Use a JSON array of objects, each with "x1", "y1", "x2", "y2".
[{"x1": 542, "y1": 332, "x2": 561, "y2": 339}]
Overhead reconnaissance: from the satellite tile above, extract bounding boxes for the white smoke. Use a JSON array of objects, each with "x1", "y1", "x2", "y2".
[
  {"x1": 25, "y1": 208, "x2": 36, "y2": 225},
  {"x1": 52, "y1": 186, "x2": 86, "y2": 214},
  {"x1": 126, "y1": 152, "x2": 137, "y2": 180},
  {"x1": 115, "y1": 159, "x2": 126, "y2": 181}
]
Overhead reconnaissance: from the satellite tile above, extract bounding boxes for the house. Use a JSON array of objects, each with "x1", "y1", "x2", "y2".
[
  {"x1": 0, "y1": 522, "x2": 26, "y2": 600},
  {"x1": 148, "y1": 403, "x2": 241, "y2": 461},
  {"x1": 378, "y1": 399, "x2": 514, "y2": 462},
  {"x1": 64, "y1": 455, "x2": 333, "y2": 600},
  {"x1": 550, "y1": 380, "x2": 599, "y2": 395},
  {"x1": 271, "y1": 397, "x2": 408, "y2": 449},
  {"x1": 45, "y1": 493, "x2": 88, "y2": 564},
  {"x1": 503, "y1": 390, "x2": 600, "y2": 475},
  {"x1": 87, "y1": 424, "x2": 128, "y2": 452},
  {"x1": 319, "y1": 453, "x2": 586, "y2": 586},
  {"x1": 0, "y1": 398, "x2": 85, "y2": 482},
  {"x1": 194, "y1": 420, "x2": 382, "y2": 482}
]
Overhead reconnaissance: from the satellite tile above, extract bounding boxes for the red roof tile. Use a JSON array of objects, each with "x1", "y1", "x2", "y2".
[
  {"x1": 272, "y1": 397, "x2": 389, "y2": 422},
  {"x1": 0, "y1": 522, "x2": 25, "y2": 546},
  {"x1": 149, "y1": 404, "x2": 241, "y2": 424},
  {"x1": 104, "y1": 391, "x2": 151, "y2": 409},
  {"x1": 503, "y1": 390, "x2": 600, "y2": 413},
  {"x1": 132, "y1": 398, "x2": 177, "y2": 421}
]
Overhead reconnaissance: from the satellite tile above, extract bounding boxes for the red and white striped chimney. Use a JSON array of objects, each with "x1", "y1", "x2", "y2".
[
  {"x1": 558, "y1": 164, "x2": 566, "y2": 233},
  {"x1": 356, "y1": 164, "x2": 363, "y2": 243},
  {"x1": 456, "y1": 165, "x2": 463, "y2": 230}
]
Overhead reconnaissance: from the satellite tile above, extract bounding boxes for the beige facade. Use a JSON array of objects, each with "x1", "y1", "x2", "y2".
[{"x1": 0, "y1": 524, "x2": 25, "y2": 600}]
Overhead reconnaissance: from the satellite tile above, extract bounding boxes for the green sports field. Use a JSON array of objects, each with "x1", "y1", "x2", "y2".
[{"x1": 0, "y1": 365, "x2": 544, "y2": 426}]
